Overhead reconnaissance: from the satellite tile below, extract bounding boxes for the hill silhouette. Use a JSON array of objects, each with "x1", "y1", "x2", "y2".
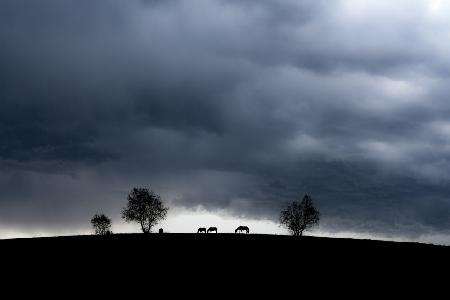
[
  {"x1": 1, "y1": 233, "x2": 448, "y2": 289},
  {"x1": 2, "y1": 233, "x2": 448, "y2": 265}
]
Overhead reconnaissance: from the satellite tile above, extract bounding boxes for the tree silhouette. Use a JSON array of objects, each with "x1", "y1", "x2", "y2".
[
  {"x1": 91, "y1": 214, "x2": 112, "y2": 235},
  {"x1": 122, "y1": 187, "x2": 168, "y2": 233},
  {"x1": 280, "y1": 193, "x2": 319, "y2": 236}
]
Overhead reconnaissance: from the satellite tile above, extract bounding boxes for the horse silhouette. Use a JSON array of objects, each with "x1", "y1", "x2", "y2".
[
  {"x1": 197, "y1": 227, "x2": 207, "y2": 233},
  {"x1": 207, "y1": 227, "x2": 217, "y2": 233},
  {"x1": 235, "y1": 226, "x2": 249, "y2": 234}
]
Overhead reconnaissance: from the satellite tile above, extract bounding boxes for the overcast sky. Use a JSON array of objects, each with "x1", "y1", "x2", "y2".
[{"x1": 1, "y1": 0, "x2": 450, "y2": 243}]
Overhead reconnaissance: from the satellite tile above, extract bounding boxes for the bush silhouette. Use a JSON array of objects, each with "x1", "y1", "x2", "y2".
[
  {"x1": 280, "y1": 193, "x2": 319, "y2": 236},
  {"x1": 91, "y1": 214, "x2": 112, "y2": 235},
  {"x1": 122, "y1": 187, "x2": 169, "y2": 233}
]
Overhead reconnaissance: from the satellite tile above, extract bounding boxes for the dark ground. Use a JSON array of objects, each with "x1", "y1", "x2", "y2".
[
  {"x1": 1, "y1": 233, "x2": 448, "y2": 266},
  {"x1": 1, "y1": 233, "x2": 448, "y2": 290}
]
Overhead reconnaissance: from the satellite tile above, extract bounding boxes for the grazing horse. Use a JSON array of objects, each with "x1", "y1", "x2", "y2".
[
  {"x1": 235, "y1": 226, "x2": 249, "y2": 234},
  {"x1": 197, "y1": 227, "x2": 207, "y2": 233},
  {"x1": 207, "y1": 227, "x2": 217, "y2": 233}
]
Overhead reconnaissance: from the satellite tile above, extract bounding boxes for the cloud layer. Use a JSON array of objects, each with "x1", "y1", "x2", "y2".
[{"x1": 1, "y1": 0, "x2": 450, "y2": 240}]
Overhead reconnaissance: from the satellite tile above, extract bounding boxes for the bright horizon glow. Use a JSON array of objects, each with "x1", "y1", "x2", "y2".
[{"x1": 1, "y1": 207, "x2": 449, "y2": 246}]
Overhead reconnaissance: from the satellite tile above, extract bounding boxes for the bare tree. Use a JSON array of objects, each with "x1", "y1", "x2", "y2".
[
  {"x1": 91, "y1": 214, "x2": 112, "y2": 235},
  {"x1": 280, "y1": 193, "x2": 319, "y2": 236},
  {"x1": 122, "y1": 187, "x2": 168, "y2": 233}
]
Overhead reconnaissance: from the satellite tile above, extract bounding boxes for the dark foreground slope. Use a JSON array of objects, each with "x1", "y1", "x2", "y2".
[
  {"x1": 1, "y1": 233, "x2": 448, "y2": 265},
  {"x1": 1, "y1": 233, "x2": 449, "y2": 288}
]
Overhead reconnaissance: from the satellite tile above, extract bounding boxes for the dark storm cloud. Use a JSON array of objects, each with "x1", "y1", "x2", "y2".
[{"x1": 1, "y1": 0, "x2": 450, "y2": 240}]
